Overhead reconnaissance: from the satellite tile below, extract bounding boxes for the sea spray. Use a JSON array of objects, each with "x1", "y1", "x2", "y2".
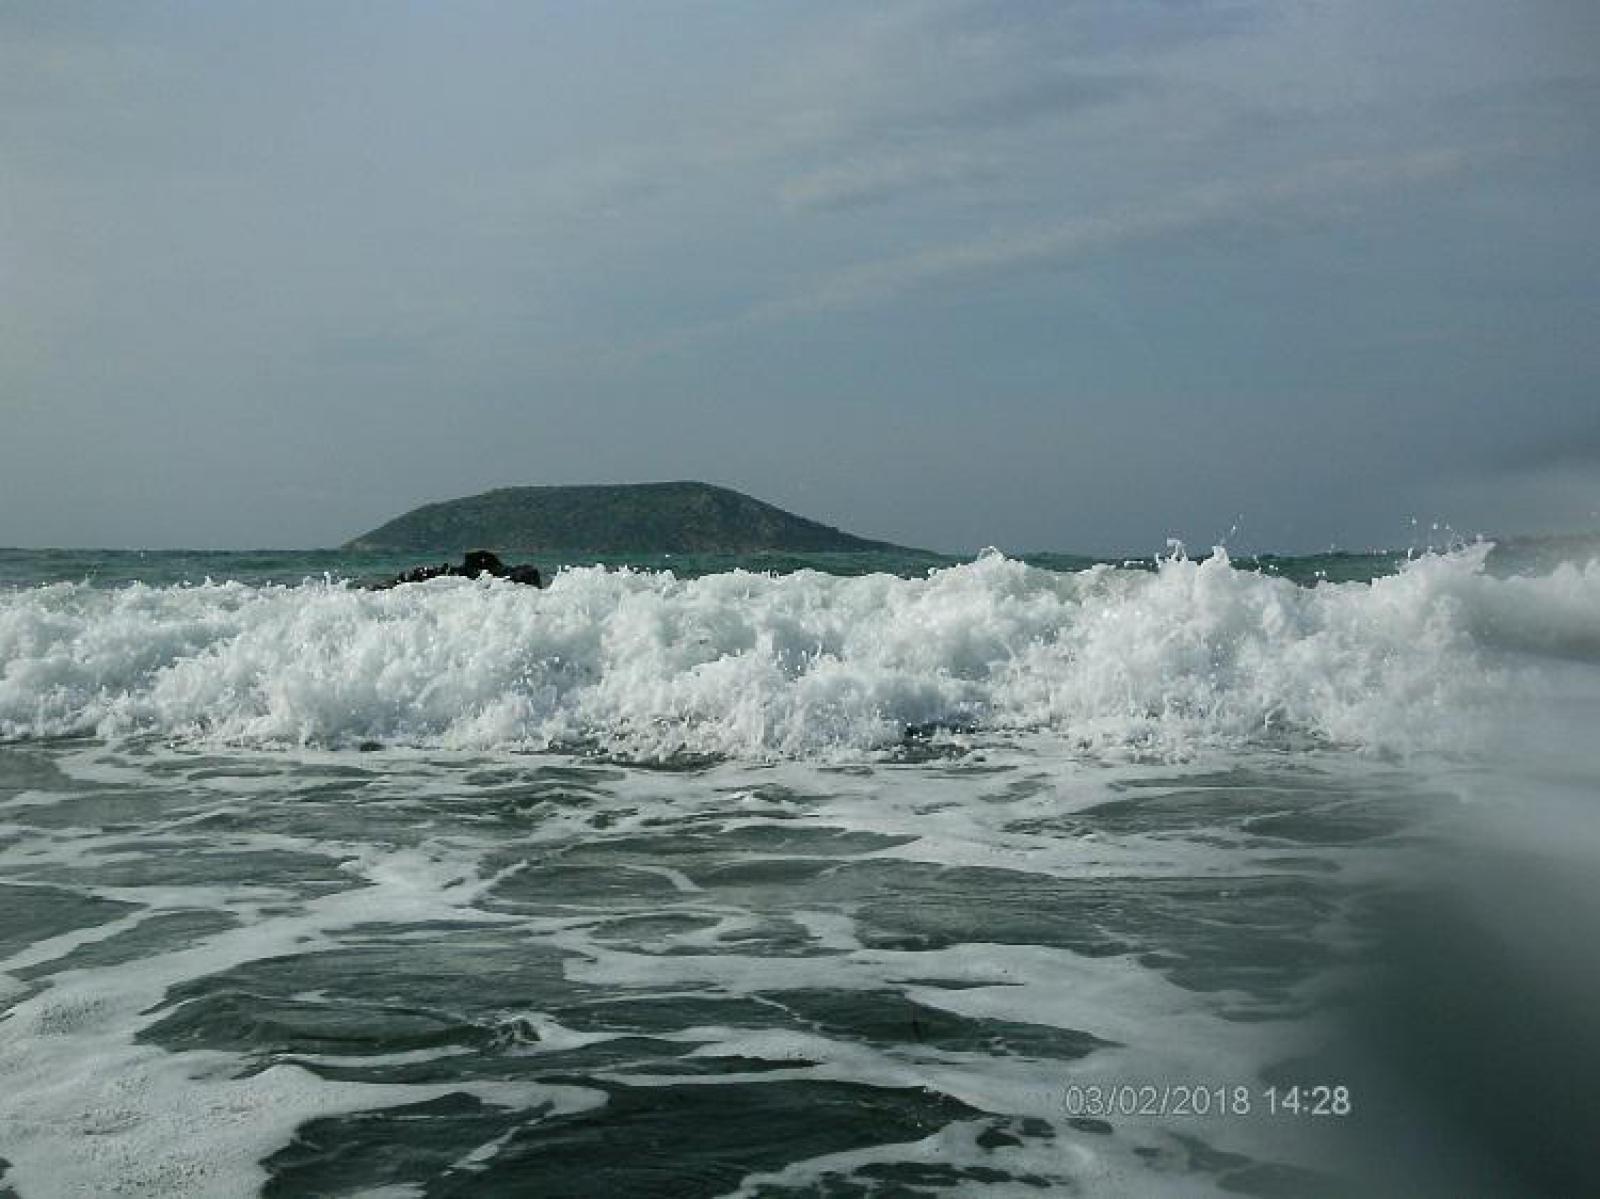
[
  {"x1": 2, "y1": 545, "x2": 1593, "y2": 759},
  {"x1": 5, "y1": 544, "x2": 1600, "y2": 1196}
]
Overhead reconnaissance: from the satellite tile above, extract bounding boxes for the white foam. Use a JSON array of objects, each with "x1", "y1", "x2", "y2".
[
  {"x1": 2, "y1": 546, "x2": 1594, "y2": 760},
  {"x1": 0, "y1": 838, "x2": 605, "y2": 1198}
]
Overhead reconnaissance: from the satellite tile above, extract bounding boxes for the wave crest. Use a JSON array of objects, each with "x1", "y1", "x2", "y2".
[{"x1": 3, "y1": 546, "x2": 1594, "y2": 759}]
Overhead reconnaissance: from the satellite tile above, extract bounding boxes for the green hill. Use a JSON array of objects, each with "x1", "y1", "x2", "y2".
[{"x1": 342, "y1": 482, "x2": 923, "y2": 555}]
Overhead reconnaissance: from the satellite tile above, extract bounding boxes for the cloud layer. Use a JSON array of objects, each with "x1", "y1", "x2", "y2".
[{"x1": 2, "y1": 0, "x2": 1596, "y2": 552}]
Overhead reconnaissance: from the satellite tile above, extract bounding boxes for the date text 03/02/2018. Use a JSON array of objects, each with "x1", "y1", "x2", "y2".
[{"x1": 1063, "y1": 1083, "x2": 1353, "y2": 1119}]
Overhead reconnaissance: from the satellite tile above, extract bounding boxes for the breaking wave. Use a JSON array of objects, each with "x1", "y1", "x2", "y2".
[{"x1": 2, "y1": 545, "x2": 1597, "y2": 760}]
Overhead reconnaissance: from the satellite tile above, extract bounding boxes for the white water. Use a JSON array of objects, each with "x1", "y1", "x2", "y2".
[
  {"x1": 0, "y1": 738, "x2": 1358, "y2": 1198},
  {"x1": 4, "y1": 546, "x2": 1597, "y2": 760},
  {"x1": 4, "y1": 546, "x2": 1600, "y2": 1195}
]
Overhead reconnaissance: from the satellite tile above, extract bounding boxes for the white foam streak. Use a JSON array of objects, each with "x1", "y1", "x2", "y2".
[
  {"x1": 0, "y1": 840, "x2": 602, "y2": 1199},
  {"x1": 3, "y1": 547, "x2": 1594, "y2": 759}
]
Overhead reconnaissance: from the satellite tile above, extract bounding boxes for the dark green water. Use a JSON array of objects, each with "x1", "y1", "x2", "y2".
[
  {"x1": 0, "y1": 737, "x2": 1428, "y2": 1197},
  {"x1": 2, "y1": 540, "x2": 1598, "y2": 1196},
  {"x1": 0, "y1": 543, "x2": 1411, "y2": 590},
  {"x1": 8, "y1": 533, "x2": 1588, "y2": 592}
]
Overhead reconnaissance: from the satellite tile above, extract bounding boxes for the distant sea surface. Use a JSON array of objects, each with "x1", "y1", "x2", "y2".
[
  {"x1": 3, "y1": 537, "x2": 1599, "y2": 1197},
  {"x1": 0, "y1": 542, "x2": 1421, "y2": 589}
]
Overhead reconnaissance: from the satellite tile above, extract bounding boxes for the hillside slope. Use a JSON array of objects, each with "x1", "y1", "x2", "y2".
[{"x1": 342, "y1": 482, "x2": 921, "y2": 554}]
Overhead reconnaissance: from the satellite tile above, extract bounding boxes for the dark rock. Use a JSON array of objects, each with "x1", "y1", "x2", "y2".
[
  {"x1": 461, "y1": 549, "x2": 505, "y2": 576},
  {"x1": 371, "y1": 550, "x2": 543, "y2": 590}
]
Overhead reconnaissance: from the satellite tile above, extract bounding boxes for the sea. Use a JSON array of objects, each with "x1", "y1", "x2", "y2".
[{"x1": 2, "y1": 538, "x2": 1598, "y2": 1198}]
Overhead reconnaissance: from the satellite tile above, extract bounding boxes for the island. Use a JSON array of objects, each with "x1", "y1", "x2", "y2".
[{"x1": 342, "y1": 481, "x2": 926, "y2": 555}]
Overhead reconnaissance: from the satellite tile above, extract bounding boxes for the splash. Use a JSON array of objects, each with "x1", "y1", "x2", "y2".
[{"x1": 2, "y1": 546, "x2": 1595, "y2": 760}]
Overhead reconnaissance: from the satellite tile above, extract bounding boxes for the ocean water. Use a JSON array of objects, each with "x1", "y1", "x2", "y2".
[{"x1": 2, "y1": 540, "x2": 1598, "y2": 1197}]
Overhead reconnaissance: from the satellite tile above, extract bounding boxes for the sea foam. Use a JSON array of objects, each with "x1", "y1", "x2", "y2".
[{"x1": 2, "y1": 546, "x2": 1595, "y2": 760}]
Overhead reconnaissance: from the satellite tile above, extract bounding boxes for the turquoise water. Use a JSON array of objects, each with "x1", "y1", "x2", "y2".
[
  {"x1": 8, "y1": 535, "x2": 1583, "y2": 591},
  {"x1": 0, "y1": 543, "x2": 1408, "y2": 589},
  {"x1": 2, "y1": 541, "x2": 1598, "y2": 1196}
]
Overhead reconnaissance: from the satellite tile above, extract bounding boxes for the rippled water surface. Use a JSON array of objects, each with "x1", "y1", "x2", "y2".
[
  {"x1": 1, "y1": 734, "x2": 1449, "y2": 1197},
  {"x1": 3, "y1": 543, "x2": 1598, "y2": 1196}
]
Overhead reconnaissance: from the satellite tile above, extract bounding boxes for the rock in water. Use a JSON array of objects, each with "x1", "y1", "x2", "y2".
[{"x1": 373, "y1": 550, "x2": 542, "y2": 589}]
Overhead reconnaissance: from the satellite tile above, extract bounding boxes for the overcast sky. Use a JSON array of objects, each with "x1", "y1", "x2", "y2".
[{"x1": 3, "y1": 1, "x2": 1597, "y2": 554}]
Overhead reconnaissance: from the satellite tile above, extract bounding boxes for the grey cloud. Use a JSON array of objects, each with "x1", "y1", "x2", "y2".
[
  {"x1": 874, "y1": 69, "x2": 1134, "y2": 137},
  {"x1": 771, "y1": 72, "x2": 1134, "y2": 211},
  {"x1": 716, "y1": 146, "x2": 1476, "y2": 333},
  {"x1": 761, "y1": 3, "x2": 1147, "y2": 145},
  {"x1": 2, "y1": 2, "x2": 1596, "y2": 552},
  {"x1": 778, "y1": 150, "x2": 997, "y2": 212},
  {"x1": 1497, "y1": 426, "x2": 1600, "y2": 472}
]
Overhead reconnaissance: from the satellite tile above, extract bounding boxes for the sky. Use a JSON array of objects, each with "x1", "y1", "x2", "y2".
[{"x1": 2, "y1": 1, "x2": 1597, "y2": 555}]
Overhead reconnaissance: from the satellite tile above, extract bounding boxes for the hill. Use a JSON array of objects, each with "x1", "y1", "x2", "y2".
[{"x1": 341, "y1": 482, "x2": 924, "y2": 555}]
